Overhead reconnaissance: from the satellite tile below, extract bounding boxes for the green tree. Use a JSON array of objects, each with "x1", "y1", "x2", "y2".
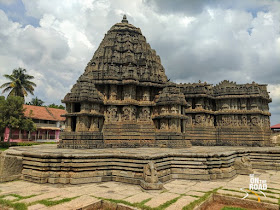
[
  {"x1": 0, "y1": 96, "x2": 5, "y2": 142},
  {"x1": 0, "y1": 96, "x2": 36, "y2": 145},
  {"x1": 48, "y1": 103, "x2": 65, "y2": 110},
  {"x1": 27, "y1": 97, "x2": 44, "y2": 106},
  {"x1": 0, "y1": 67, "x2": 36, "y2": 99}
]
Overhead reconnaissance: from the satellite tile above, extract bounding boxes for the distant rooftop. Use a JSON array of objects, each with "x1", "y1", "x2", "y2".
[
  {"x1": 271, "y1": 123, "x2": 280, "y2": 129},
  {"x1": 23, "y1": 104, "x2": 66, "y2": 121}
]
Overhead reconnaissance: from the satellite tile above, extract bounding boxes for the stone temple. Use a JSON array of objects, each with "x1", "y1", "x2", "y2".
[
  {"x1": 1, "y1": 16, "x2": 278, "y2": 191},
  {"x1": 59, "y1": 15, "x2": 271, "y2": 149}
]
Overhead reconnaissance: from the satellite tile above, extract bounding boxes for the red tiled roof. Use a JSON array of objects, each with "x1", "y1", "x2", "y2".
[
  {"x1": 23, "y1": 105, "x2": 66, "y2": 121},
  {"x1": 271, "y1": 123, "x2": 280, "y2": 129}
]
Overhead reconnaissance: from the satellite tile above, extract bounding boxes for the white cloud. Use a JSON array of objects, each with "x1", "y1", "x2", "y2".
[
  {"x1": 0, "y1": 0, "x2": 16, "y2": 5},
  {"x1": 0, "y1": 0, "x2": 279, "y2": 125}
]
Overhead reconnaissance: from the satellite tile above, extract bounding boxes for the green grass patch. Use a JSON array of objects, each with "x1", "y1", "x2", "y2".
[
  {"x1": 0, "y1": 193, "x2": 37, "y2": 201},
  {"x1": 93, "y1": 195, "x2": 185, "y2": 210},
  {"x1": 36, "y1": 196, "x2": 78, "y2": 207},
  {"x1": 221, "y1": 206, "x2": 248, "y2": 210},
  {"x1": 154, "y1": 194, "x2": 184, "y2": 210},
  {"x1": 189, "y1": 195, "x2": 200, "y2": 198},
  {"x1": 267, "y1": 187, "x2": 280, "y2": 192},
  {"x1": 0, "y1": 141, "x2": 57, "y2": 149},
  {"x1": 139, "y1": 198, "x2": 152, "y2": 205},
  {"x1": 9, "y1": 193, "x2": 37, "y2": 201},
  {"x1": 262, "y1": 189, "x2": 280, "y2": 194},
  {"x1": 0, "y1": 198, "x2": 27, "y2": 210},
  {"x1": 222, "y1": 189, "x2": 242, "y2": 193},
  {"x1": 160, "y1": 189, "x2": 169, "y2": 194},
  {"x1": 0, "y1": 193, "x2": 38, "y2": 210},
  {"x1": 222, "y1": 188, "x2": 278, "y2": 199},
  {"x1": 92, "y1": 196, "x2": 153, "y2": 210},
  {"x1": 94, "y1": 193, "x2": 197, "y2": 210},
  {"x1": 182, "y1": 187, "x2": 221, "y2": 210},
  {"x1": 220, "y1": 193, "x2": 277, "y2": 204}
]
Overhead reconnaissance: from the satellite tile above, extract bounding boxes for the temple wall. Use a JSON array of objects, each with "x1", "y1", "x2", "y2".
[{"x1": 60, "y1": 18, "x2": 272, "y2": 149}]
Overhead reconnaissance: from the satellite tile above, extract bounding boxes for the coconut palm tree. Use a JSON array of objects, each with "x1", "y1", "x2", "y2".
[
  {"x1": 28, "y1": 97, "x2": 44, "y2": 106},
  {"x1": 0, "y1": 68, "x2": 36, "y2": 99}
]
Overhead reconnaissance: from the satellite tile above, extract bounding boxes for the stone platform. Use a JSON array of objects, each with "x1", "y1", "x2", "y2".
[
  {"x1": 1, "y1": 145, "x2": 280, "y2": 190},
  {"x1": 0, "y1": 171, "x2": 279, "y2": 209}
]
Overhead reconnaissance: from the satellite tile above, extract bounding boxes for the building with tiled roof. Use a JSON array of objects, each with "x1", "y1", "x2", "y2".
[
  {"x1": 271, "y1": 123, "x2": 280, "y2": 132},
  {"x1": 4, "y1": 105, "x2": 66, "y2": 142}
]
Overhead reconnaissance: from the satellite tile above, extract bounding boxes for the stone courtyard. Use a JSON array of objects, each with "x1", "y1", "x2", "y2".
[{"x1": 0, "y1": 169, "x2": 279, "y2": 209}]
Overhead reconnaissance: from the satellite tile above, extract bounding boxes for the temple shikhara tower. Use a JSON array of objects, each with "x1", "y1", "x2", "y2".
[{"x1": 59, "y1": 15, "x2": 271, "y2": 149}]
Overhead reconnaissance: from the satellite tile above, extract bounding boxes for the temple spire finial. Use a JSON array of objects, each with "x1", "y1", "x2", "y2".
[{"x1": 122, "y1": 14, "x2": 128, "y2": 23}]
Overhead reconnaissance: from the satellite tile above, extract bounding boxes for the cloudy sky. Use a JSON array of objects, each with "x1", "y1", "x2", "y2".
[{"x1": 0, "y1": 0, "x2": 279, "y2": 125}]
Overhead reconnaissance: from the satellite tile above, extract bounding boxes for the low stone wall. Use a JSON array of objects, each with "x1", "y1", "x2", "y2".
[
  {"x1": 0, "y1": 145, "x2": 279, "y2": 189},
  {"x1": 196, "y1": 194, "x2": 279, "y2": 210},
  {"x1": 0, "y1": 150, "x2": 23, "y2": 182}
]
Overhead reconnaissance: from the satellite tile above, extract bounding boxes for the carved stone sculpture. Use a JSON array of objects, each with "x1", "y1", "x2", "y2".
[
  {"x1": 140, "y1": 162, "x2": 163, "y2": 190},
  {"x1": 234, "y1": 156, "x2": 253, "y2": 175},
  {"x1": 59, "y1": 15, "x2": 272, "y2": 149}
]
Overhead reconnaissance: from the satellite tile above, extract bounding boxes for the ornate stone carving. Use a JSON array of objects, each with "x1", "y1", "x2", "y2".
[
  {"x1": 140, "y1": 107, "x2": 150, "y2": 121},
  {"x1": 160, "y1": 119, "x2": 168, "y2": 130},
  {"x1": 108, "y1": 106, "x2": 118, "y2": 122},
  {"x1": 122, "y1": 106, "x2": 130, "y2": 121},
  {"x1": 140, "y1": 162, "x2": 163, "y2": 190},
  {"x1": 131, "y1": 106, "x2": 136, "y2": 121},
  {"x1": 241, "y1": 115, "x2": 247, "y2": 126},
  {"x1": 170, "y1": 119, "x2": 177, "y2": 131},
  {"x1": 60, "y1": 15, "x2": 271, "y2": 149},
  {"x1": 171, "y1": 106, "x2": 177, "y2": 114},
  {"x1": 89, "y1": 118, "x2": 99, "y2": 131},
  {"x1": 143, "y1": 90, "x2": 150, "y2": 101},
  {"x1": 195, "y1": 114, "x2": 205, "y2": 125},
  {"x1": 110, "y1": 85, "x2": 117, "y2": 100},
  {"x1": 234, "y1": 156, "x2": 253, "y2": 175},
  {"x1": 251, "y1": 116, "x2": 260, "y2": 126},
  {"x1": 161, "y1": 107, "x2": 168, "y2": 114},
  {"x1": 185, "y1": 115, "x2": 192, "y2": 126}
]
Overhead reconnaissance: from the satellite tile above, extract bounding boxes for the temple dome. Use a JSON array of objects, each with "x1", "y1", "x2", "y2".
[
  {"x1": 155, "y1": 84, "x2": 187, "y2": 105},
  {"x1": 62, "y1": 76, "x2": 103, "y2": 103},
  {"x1": 83, "y1": 15, "x2": 168, "y2": 86}
]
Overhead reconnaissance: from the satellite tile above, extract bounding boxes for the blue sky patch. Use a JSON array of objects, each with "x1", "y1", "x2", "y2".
[{"x1": 0, "y1": 0, "x2": 39, "y2": 27}]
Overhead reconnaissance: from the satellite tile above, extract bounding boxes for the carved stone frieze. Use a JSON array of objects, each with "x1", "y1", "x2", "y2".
[{"x1": 60, "y1": 15, "x2": 272, "y2": 149}]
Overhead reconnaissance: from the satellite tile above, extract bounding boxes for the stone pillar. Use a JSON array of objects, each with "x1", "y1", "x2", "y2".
[
  {"x1": 66, "y1": 103, "x2": 71, "y2": 113},
  {"x1": 65, "y1": 117, "x2": 71, "y2": 132}
]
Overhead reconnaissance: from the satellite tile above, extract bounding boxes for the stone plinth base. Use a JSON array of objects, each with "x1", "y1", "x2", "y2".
[
  {"x1": 140, "y1": 180, "x2": 163, "y2": 190},
  {"x1": 1, "y1": 145, "x2": 280, "y2": 188}
]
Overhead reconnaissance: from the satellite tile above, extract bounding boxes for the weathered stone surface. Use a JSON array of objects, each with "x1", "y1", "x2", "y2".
[
  {"x1": 140, "y1": 161, "x2": 163, "y2": 190},
  {"x1": 234, "y1": 156, "x2": 253, "y2": 174},
  {"x1": 59, "y1": 15, "x2": 272, "y2": 149},
  {"x1": 0, "y1": 170, "x2": 279, "y2": 209},
  {"x1": 0, "y1": 150, "x2": 22, "y2": 182},
  {"x1": 2, "y1": 145, "x2": 280, "y2": 189}
]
